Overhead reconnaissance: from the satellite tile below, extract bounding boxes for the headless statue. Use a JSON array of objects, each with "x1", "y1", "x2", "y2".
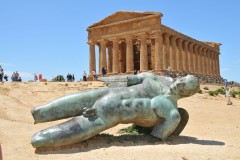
[{"x1": 31, "y1": 72, "x2": 199, "y2": 148}]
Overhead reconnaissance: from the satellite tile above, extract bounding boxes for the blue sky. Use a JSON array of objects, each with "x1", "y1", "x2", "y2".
[{"x1": 0, "y1": 0, "x2": 239, "y2": 82}]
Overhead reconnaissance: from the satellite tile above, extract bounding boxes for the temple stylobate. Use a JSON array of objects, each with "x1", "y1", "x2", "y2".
[{"x1": 87, "y1": 11, "x2": 221, "y2": 82}]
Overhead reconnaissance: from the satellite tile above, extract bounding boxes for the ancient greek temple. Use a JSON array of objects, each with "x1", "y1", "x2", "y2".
[{"x1": 87, "y1": 11, "x2": 221, "y2": 81}]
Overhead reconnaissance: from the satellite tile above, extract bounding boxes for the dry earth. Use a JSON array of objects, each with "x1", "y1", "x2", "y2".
[{"x1": 0, "y1": 81, "x2": 239, "y2": 160}]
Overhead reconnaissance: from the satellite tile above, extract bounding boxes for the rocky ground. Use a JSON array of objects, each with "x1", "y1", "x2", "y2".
[{"x1": 0, "y1": 81, "x2": 239, "y2": 160}]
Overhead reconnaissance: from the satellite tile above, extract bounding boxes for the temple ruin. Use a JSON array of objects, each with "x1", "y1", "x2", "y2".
[{"x1": 87, "y1": 11, "x2": 221, "y2": 82}]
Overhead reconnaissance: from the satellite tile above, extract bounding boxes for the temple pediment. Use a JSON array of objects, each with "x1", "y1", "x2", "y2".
[{"x1": 88, "y1": 11, "x2": 162, "y2": 29}]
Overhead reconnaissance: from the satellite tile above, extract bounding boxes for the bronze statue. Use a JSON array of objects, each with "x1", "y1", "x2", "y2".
[{"x1": 31, "y1": 72, "x2": 199, "y2": 148}]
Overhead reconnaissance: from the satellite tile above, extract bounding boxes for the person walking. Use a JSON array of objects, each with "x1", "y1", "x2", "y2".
[
  {"x1": 225, "y1": 87, "x2": 233, "y2": 105},
  {"x1": 4, "y1": 74, "x2": 8, "y2": 81},
  {"x1": 0, "y1": 65, "x2": 4, "y2": 82},
  {"x1": 34, "y1": 73, "x2": 38, "y2": 82},
  {"x1": 224, "y1": 79, "x2": 228, "y2": 89},
  {"x1": 83, "y1": 71, "x2": 87, "y2": 81}
]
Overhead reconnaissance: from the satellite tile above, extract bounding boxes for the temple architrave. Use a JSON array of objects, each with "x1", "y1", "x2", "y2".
[{"x1": 87, "y1": 11, "x2": 222, "y2": 82}]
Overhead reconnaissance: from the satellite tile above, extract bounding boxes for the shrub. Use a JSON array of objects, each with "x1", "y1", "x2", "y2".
[
  {"x1": 208, "y1": 90, "x2": 219, "y2": 96},
  {"x1": 119, "y1": 125, "x2": 140, "y2": 135},
  {"x1": 203, "y1": 87, "x2": 209, "y2": 90},
  {"x1": 119, "y1": 125, "x2": 152, "y2": 135},
  {"x1": 52, "y1": 75, "x2": 65, "y2": 82},
  {"x1": 217, "y1": 88, "x2": 226, "y2": 95},
  {"x1": 213, "y1": 90, "x2": 219, "y2": 96},
  {"x1": 231, "y1": 90, "x2": 238, "y2": 98},
  {"x1": 198, "y1": 89, "x2": 202, "y2": 94},
  {"x1": 208, "y1": 91, "x2": 214, "y2": 96}
]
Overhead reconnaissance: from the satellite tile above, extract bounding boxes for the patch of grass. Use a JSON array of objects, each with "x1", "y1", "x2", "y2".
[
  {"x1": 217, "y1": 88, "x2": 226, "y2": 95},
  {"x1": 203, "y1": 87, "x2": 209, "y2": 90},
  {"x1": 118, "y1": 125, "x2": 152, "y2": 135},
  {"x1": 232, "y1": 90, "x2": 238, "y2": 98},
  {"x1": 208, "y1": 90, "x2": 219, "y2": 96}
]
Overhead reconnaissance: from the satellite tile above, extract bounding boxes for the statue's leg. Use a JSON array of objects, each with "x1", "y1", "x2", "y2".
[
  {"x1": 32, "y1": 88, "x2": 109, "y2": 123},
  {"x1": 150, "y1": 96, "x2": 180, "y2": 140},
  {"x1": 32, "y1": 91, "x2": 123, "y2": 148},
  {"x1": 32, "y1": 115, "x2": 110, "y2": 148},
  {"x1": 170, "y1": 107, "x2": 189, "y2": 136}
]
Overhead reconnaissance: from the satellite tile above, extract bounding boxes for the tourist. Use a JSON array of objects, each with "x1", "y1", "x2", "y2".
[
  {"x1": 0, "y1": 65, "x2": 4, "y2": 82},
  {"x1": 83, "y1": 71, "x2": 87, "y2": 81},
  {"x1": 15, "y1": 71, "x2": 19, "y2": 80},
  {"x1": 134, "y1": 70, "x2": 137, "y2": 75},
  {"x1": 38, "y1": 74, "x2": 42, "y2": 81},
  {"x1": 225, "y1": 87, "x2": 232, "y2": 105},
  {"x1": 92, "y1": 70, "x2": 97, "y2": 80},
  {"x1": 101, "y1": 67, "x2": 106, "y2": 77},
  {"x1": 167, "y1": 66, "x2": 172, "y2": 77},
  {"x1": 34, "y1": 73, "x2": 38, "y2": 82},
  {"x1": 11, "y1": 72, "x2": 16, "y2": 81},
  {"x1": 4, "y1": 74, "x2": 8, "y2": 81},
  {"x1": 72, "y1": 74, "x2": 75, "y2": 82},
  {"x1": 224, "y1": 79, "x2": 228, "y2": 89},
  {"x1": 17, "y1": 77, "x2": 22, "y2": 82},
  {"x1": 66, "y1": 73, "x2": 72, "y2": 82}
]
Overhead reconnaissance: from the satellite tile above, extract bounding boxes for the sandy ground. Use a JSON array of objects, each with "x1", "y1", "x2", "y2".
[{"x1": 0, "y1": 81, "x2": 240, "y2": 160}]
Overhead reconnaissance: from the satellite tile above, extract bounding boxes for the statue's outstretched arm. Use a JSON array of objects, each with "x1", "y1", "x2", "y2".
[
  {"x1": 32, "y1": 88, "x2": 109, "y2": 123},
  {"x1": 150, "y1": 96, "x2": 180, "y2": 140}
]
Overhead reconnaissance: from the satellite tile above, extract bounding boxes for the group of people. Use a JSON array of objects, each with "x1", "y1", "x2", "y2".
[
  {"x1": 66, "y1": 73, "x2": 75, "y2": 82},
  {"x1": 11, "y1": 71, "x2": 22, "y2": 82},
  {"x1": 34, "y1": 73, "x2": 43, "y2": 82}
]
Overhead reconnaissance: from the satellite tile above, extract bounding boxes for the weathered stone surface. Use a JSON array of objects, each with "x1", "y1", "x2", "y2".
[
  {"x1": 87, "y1": 11, "x2": 221, "y2": 81},
  {"x1": 31, "y1": 72, "x2": 199, "y2": 148}
]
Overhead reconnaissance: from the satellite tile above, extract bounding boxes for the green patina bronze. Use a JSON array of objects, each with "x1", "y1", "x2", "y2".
[{"x1": 31, "y1": 72, "x2": 199, "y2": 148}]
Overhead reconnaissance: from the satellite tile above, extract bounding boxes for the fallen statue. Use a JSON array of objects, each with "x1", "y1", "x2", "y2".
[{"x1": 31, "y1": 72, "x2": 200, "y2": 148}]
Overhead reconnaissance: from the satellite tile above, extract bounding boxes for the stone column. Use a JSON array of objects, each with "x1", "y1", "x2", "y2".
[
  {"x1": 176, "y1": 38, "x2": 183, "y2": 72},
  {"x1": 216, "y1": 52, "x2": 220, "y2": 76},
  {"x1": 194, "y1": 45, "x2": 199, "y2": 74},
  {"x1": 153, "y1": 31, "x2": 163, "y2": 71},
  {"x1": 163, "y1": 33, "x2": 170, "y2": 69},
  {"x1": 170, "y1": 36, "x2": 177, "y2": 71},
  {"x1": 214, "y1": 52, "x2": 217, "y2": 76},
  {"x1": 182, "y1": 40, "x2": 189, "y2": 72},
  {"x1": 107, "y1": 45, "x2": 113, "y2": 73},
  {"x1": 201, "y1": 47, "x2": 205, "y2": 74},
  {"x1": 100, "y1": 40, "x2": 107, "y2": 72},
  {"x1": 88, "y1": 42, "x2": 96, "y2": 75},
  {"x1": 188, "y1": 43, "x2": 194, "y2": 74},
  {"x1": 200, "y1": 47, "x2": 205, "y2": 75},
  {"x1": 202, "y1": 48, "x2": 205, "y2": 75},
  {"x1": 206, "y1": 49, "x2": 210, "y2": 75},
  {"x1": 111, "y1": 38, "x2": 119, "y2": 74},
  {"x1": 98, "y1": 44, "x2": 101, "y2": 73},
  {"x1": 198, "y1": 46, "x2": 202, "y2": 75},
  {"x1": 140, "y1": 33, "x2": 148, "y2": 71},
  {"x1": 125, "y1": 35, "x2": 134, "y2": 73},
  {"x1": 202, "y1": 48, "x2": 207, "y2": 75},
  {"x1": 209, "y1": 50, "x2": 213, "y2": 76},
  {"x1": 213, "y1": 52, "x2": 217, "y2": 76}
]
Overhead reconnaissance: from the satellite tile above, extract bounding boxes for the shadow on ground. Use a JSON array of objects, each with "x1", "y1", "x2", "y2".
[{"x1": 35, "y1": 134, "x2": 225, "y2": 155}]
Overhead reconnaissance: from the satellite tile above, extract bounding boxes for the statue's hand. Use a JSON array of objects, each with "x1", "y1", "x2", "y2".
[{"x1": 83, "y1": 107, "x2": 96, "y2": 117}]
